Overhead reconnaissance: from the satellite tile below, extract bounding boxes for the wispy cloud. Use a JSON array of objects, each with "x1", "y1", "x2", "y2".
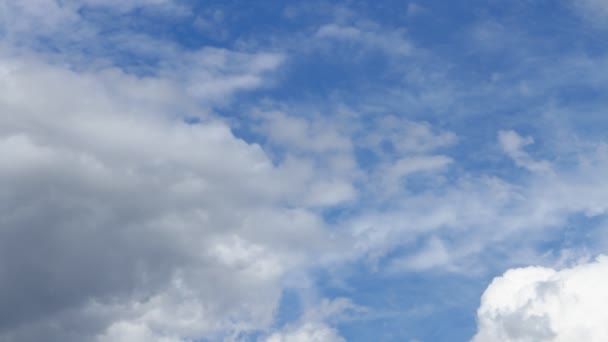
[{"x1": 315, "y1": 22, "x2": 413, "y2": 56}]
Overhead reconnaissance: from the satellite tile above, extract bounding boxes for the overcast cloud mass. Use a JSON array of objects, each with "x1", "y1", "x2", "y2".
[{"x1": 1, "y1": 0, "x2": 608, "y2": 341}]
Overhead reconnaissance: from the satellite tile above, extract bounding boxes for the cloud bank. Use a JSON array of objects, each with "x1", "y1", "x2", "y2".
[{"x1": 0, "y1": 53, "x2": 325, "y2": 341}]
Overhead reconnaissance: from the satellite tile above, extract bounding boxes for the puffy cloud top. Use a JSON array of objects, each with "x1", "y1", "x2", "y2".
[{"x1": 473, "y1": 256, "x2": 608, "y2": 342}]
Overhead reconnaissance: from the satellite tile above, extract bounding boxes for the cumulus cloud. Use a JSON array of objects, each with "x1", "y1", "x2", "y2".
[
  {"x1": 0, "y1": 6, "x2": 456, "y2": 338},
  {"x1": 473, "y1": 256, "x2": 608, "y2": 342},
  {"x1": 0, "y1": 44, "x2": 335, "y2": 342}
]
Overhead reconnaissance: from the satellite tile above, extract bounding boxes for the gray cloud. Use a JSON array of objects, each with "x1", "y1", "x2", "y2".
[{"x1": 0, "y1": 47, "x2": 338, "y2": 341}]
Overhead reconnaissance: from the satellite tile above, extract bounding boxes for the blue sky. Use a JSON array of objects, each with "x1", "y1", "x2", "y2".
[{"x1": 2, "y1": 0, "x2": 608, "y2": 341}]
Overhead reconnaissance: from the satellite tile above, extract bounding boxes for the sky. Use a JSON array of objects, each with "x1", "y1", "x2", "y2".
[{"x1": 1, "y1": 0, "x2": 608, "y2": 341}]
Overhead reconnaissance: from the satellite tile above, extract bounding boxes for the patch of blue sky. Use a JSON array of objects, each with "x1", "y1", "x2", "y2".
[
  {"x1": 273, "y1": 288, "x2": 305, "y2": 329},
  {"x1": 311, "y1": 262, "x2": 487, "y2": 342},
  {"x1": 537, "y1": 212, "x2": 607, "y2": 254}
]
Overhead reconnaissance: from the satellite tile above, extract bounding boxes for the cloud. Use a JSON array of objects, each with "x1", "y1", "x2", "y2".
[
  {"x1": 264, "y1": 298, "x2": 364, "y2": 342},
  {"x1": 472, "y1": 256, "x2": 608, "y2": 341},
  {"x1": 366, "y1": 116, "x2": 457, "y2": 155},
  {"x1": 0, "y1": 49, "x2": 333, "y2": 341},
  {"x1": 173, "y1": 48, "x2": 284, "y2": 103},
  {"x1": 0, "y1": 0, "x2": 184, "y2": 41},
  {"x1": 406, "y1": 3, "x2": 427, "y2": 18},
  {"x1": 265, "y1": 322, "x2": 345, "y2": 342},
  {"x1": 254, "y1": 110, "x2": 352, "y2": 154},
  {"x1": 249, "y1": 110, "x2": 359, "y2": 207},
  {"x1": 80, "y1": 0, "x2": 179, "y2": 12},
  {"x1": 315, "y1": 23, "x2": 413, "y2": 56},
  {"x1": 0, "y1": 35, "x2": 464, "y2": 340},
  {"x1": 380, "y1": 155, "x2": 452, "y2": 192},
  {"x1": 498, "y1": 130, "x2": 551, "y2": 172},
  {"x1": 349, "y1": 137, "x2": 608, "y2": 272},
  {"x1": 573, "y1": 0, "x2": 608, "y2": 23},
  {"x1": 388, "y1": 236, "x2": 450, "y2": 272}
]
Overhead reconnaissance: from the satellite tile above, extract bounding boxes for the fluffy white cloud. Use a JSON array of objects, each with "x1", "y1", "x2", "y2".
[{"x1": 473, "y1": 256, "x2": 608, "y2": 342}]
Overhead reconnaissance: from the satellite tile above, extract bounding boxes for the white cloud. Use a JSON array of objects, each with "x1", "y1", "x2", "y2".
[
  {"x1": 380, "y1": 155, "x2": 452, "y2": 194},
  {"x1": 0, "y1": 0, "x2": 184, "y2": 41},
  {"x1": 97, "y1": 322, "x2": 183, "y2": 342},
  {"x1": 265, "y1": 322, "x2": 345, "y2": 342},
  {"x1": 473, "y1": 256, "x2": 608, "y2": 342},
  {"x1": 389, "y1": 236, "x2": 451, "y2": 272},
  {"x1": 0, "y1": 49, "x2": 331, "y2": 342},
  {"x1": 499, "y1": 130, "x2": 551, "y2": 172},
  {"x1": 315, "y1": 23, "x2": 413, "y2": 56},
  {"x1": 304, "y1": 180, "x2": 358, "y2": 207},
  {"x1": 264, "y1": 298, "x2": 364, "y2": 342},
  {"x1": 367, "y1": 116, "x2": 457, "y2": 155},
  {"x1": 176, "y1": 48, "x2": 284, "y2": 103},
  {"x1": 254, "y1": 110, "x2": 352, "y2": 154},
  {"x1": 251, "y1": 110, "x2": 358, "y2": 207},
  {"x1": 348, "y1": 138, "x2": 608, "y2": 271}
]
